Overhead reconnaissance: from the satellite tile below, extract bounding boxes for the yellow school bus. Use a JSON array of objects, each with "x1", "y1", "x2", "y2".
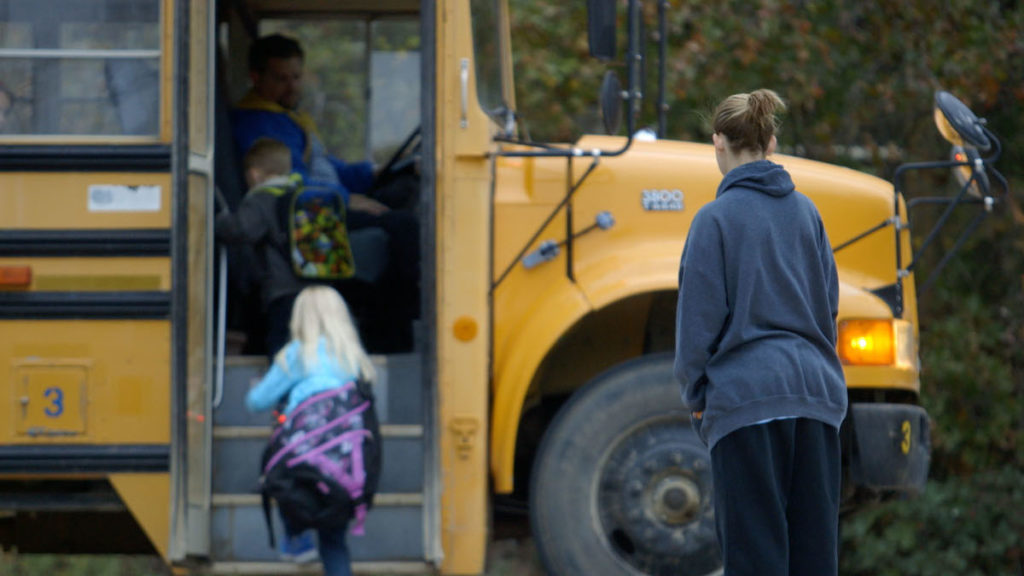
[{"x1": 0, "y1": 0, "x2": 1006, "y2": 574}]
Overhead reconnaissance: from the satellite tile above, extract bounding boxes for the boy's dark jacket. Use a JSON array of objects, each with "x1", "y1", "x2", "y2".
[
  {"x1": 216, "y1": 173, "x2": 314, "y2": 308},
  {"x1": 674, "y1": 160, "x2": 847, "y2": 449}
]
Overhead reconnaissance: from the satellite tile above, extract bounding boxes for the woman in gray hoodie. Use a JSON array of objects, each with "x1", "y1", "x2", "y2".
[{"x1": 675, "y1": 89, "x2": 847, "y2": 576}]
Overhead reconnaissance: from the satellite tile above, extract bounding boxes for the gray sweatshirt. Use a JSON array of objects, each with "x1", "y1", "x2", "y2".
[{"x1": 674, "y1": 160, "x2": 847, "y2": 449}]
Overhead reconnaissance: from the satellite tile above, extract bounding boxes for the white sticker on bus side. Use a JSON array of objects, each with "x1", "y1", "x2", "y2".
[{"x1": 88, "y1": 185, "x2": 162, "y2": 212}]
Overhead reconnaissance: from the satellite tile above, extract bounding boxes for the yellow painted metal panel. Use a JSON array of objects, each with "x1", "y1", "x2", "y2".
[
  {"x1": 0, "y1": 258, "x2": 171, "y2": 292},
  {"x1": 844, "y1": 365, "x2": 919, "y2": 391},
  {"x1": 110, "y1": 473, "x2": 171, "y2": 559},
  {"x1": 14, "y1": 365, "x2": 87, "y2": 436},
  {"x1": 436, "y1": 177, "x2": 491, "y2": 573},
  {"x1": 189, "y1": 0, "x2": 210, "y2": 155},
  {"x1": 435, "y1": 0, "x2": 494, "y2": 571},
  {"x1": 0, "y1": 321, "x2": 170, "y2": 445},
  {"x1": 0, "y1": 173, "x2": 173, "y2": 230},
  {"x1": 160, "y1": 1, "x2": 175, "y2": 142},
  {"x1": 496, "y1": 136, "x2": 902, "y2": 290},
  {"x1": 491, "y1": 282, "x2": 590, "y2": 494},
  {"x1": 574, "y1": 245, "x2": 680, "y2": 310},
  {"x1": 184, "y1": 172, "x2": 213, "y2": 549}
]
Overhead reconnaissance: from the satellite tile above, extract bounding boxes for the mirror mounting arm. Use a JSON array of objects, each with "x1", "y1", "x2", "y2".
[
  {"x1": 492, "y1": 136, "x2": 561, "y2": 151},
  {"x1": 892, "y1": 153, "x2": 1010, "y2": 306},
  {"x1": 656, "y1": 0, "x2": 668, "y2": 138},
  {"x1": 980, "y1": 125, "x2": 1003, "y2": 163},
  {"x1": 494, "y1": 135, "x2": 634, "y2": 159},
  {"x1": 916, "y1": 208, "x2": 992, "y2": 297},
  {"x1": 904, "y1": 170, "x2": 980, "y2": 274},
  {"x1": 892, "y1": 158, "x2": 973, "y2": 265},
  {"x1": 491, "y1": 157, "x2": 602, "y2": 290},
  {"x1": 889, "y1": 158, "x2": 977, "y2": 317}
]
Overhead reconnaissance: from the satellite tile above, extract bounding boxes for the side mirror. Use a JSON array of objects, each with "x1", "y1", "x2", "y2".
[
  {"x1": 599, "y1": 71, "x2": 623, "y2": 135},
  {"x1": 587, "y1": 0, "x2": 617, "y2": 61},
  {"x1": 934, "y1": 91, "x2": 990, "y2": 151}
]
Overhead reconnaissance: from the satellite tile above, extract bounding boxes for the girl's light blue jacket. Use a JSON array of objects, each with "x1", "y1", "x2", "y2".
[{"x1": 246, "y1": 337, "x2": 357, "y2": 415}]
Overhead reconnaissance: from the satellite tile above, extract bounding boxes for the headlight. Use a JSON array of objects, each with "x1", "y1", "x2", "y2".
[{"x1": 838, "y1": 319, "x2": 916, "y2": 368}]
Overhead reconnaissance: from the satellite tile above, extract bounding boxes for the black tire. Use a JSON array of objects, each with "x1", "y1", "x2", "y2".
[{"x1": 530, "y1": 353, "x2": 722, "y2": 576}]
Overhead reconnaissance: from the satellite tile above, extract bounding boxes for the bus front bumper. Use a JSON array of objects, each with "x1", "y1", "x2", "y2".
[{"x1": 846, "y1": 402, "x2": 931, "y2": 493}]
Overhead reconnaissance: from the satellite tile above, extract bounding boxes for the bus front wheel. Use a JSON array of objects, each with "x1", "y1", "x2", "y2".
[{"x1": 530, "y1": 353, "x2": 722, "y2": 576}]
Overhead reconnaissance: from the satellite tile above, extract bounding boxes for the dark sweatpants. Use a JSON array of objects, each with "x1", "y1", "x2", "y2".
[{"x1": 710, "y1": 418, "x2": 840, "y2": 576}]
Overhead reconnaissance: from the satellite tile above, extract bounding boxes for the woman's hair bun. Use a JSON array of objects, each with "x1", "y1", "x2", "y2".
[
  {"x1": 747, "y1": 89, "x2": 786, "y2": 122},
  {"x1": 713, "y1": 88, "x2": 786, "y2": 154}
]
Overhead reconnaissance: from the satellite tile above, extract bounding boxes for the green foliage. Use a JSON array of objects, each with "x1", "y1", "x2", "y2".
[
  {"x1": 0, "y1": 554, "x2": 168, "y2": 576},
  {"x1": 907, "y1": 175, "x2": 1024, "y2": 474},
  {"x1": 510, "y1": 1, "x2": 608, "y2": 138},
  {"x1": 511, "y1": 0, "x2": 1024, "y2": 183},
  {"x1": 840, "y1": 468, "x2": 1024, "y2": 576}
]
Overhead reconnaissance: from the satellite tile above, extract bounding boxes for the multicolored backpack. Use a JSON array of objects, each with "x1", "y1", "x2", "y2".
[
  {"x1": 259, "y1": 379, "x2": 381, "y2": 545},
  {"x1": 259, "y1": 174, "x2": 356, "y2": 280}
]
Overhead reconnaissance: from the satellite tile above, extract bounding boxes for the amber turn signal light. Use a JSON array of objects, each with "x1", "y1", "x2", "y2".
[
  {"x1": 838, "y1": 319, "x2": 894, "y2": 366},
  {"x1": 0, "y1": 266, "x2": 31, "y2": 287}
]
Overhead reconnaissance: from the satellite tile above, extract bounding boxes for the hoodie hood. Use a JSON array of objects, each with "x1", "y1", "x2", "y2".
[{"x1": 716, "y1": 159, "x2": 795, "y2": 198}]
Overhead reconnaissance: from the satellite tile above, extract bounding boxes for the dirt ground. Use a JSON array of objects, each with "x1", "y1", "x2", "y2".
[
  {"x1": 0, "y1": 512, "x2": 546, "y2": 576},
  {"x1": 485, "y1": 538, "x2": 545, "y2": 576},
  {"x1": 485, "y1": 512, "x2": 545, "y2": 575}
]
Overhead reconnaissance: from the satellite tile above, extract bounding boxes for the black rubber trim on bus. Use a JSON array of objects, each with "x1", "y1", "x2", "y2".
[
  {"x1": 0, "y1": 291, "x2": 171, "y2": 319},
  {"x1": 0, "y1": 445, "x2": 170, "y2": 473},
  {"x1": 0, "y1": 229, "x2": 170, "y2": 257},
  {"x1": 870, "y1": 283, "x2": 901, "y2": 317},
  {"x1": 0, "y1": 145, "x2": 172, "y2": 172}
]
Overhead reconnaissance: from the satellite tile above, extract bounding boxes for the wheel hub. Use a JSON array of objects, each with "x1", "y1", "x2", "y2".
[
  {"x1": 597, "y1": 419, "x2": 719, "y2": 575},
  {"x1": 650, "y1": 475, "x2": 701, "y2": 525}
]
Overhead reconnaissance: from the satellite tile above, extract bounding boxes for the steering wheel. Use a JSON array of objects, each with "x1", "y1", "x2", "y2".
[{"x1": 375, "y1": 125, "x2": 421, "y2": 187}]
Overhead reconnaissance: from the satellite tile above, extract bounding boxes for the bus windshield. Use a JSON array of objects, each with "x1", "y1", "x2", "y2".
[
  {"x1": 469, "y1": 0, "x2": 508, "y2": 123},
  {"x1": 255, "y1": 17, "x2": 420, "y2": 164}
]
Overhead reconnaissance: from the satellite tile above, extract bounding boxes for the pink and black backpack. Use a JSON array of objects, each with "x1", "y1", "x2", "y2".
[{"x1": 259, "y1": 378, "x2": 381, "y2": 545}]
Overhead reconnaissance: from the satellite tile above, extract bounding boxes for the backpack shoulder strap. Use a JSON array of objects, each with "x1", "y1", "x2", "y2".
[
  {"x1": 250, "y1": 183, "x2": 289, "y2": 198},
  {"x1": 355, "y1": 377, "x2": 375, "y2": 402},
  {"x1": 261, "y1": 484, "x2": 277, "y2": 548},
  {"x1": 249, "y1": 173, "x2": 304, "y2": 196}
]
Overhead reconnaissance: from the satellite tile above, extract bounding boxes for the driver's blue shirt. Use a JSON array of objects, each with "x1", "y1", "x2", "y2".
[{"x1": 231, "y1": 106, "x2": 375, "y2": 203}]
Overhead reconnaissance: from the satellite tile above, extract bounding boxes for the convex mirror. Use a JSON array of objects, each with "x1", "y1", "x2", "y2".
[
  {"x1": 600, "y1": 71, "x2": 623, "y2": 135},
  {"x1": 934, "y1": 91, "x2": 990, "y2": 151}
]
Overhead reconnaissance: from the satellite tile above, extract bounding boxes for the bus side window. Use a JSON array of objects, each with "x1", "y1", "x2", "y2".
[
  {"x1": 105, "y1": 59, "x2": 160, "y2": 136},
  {"x1": 0, "y1": 83, "x2": 14, "y2": 133},
  {"x1": 0, "y1": 0, "x2": 161, "y2": 138}
]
